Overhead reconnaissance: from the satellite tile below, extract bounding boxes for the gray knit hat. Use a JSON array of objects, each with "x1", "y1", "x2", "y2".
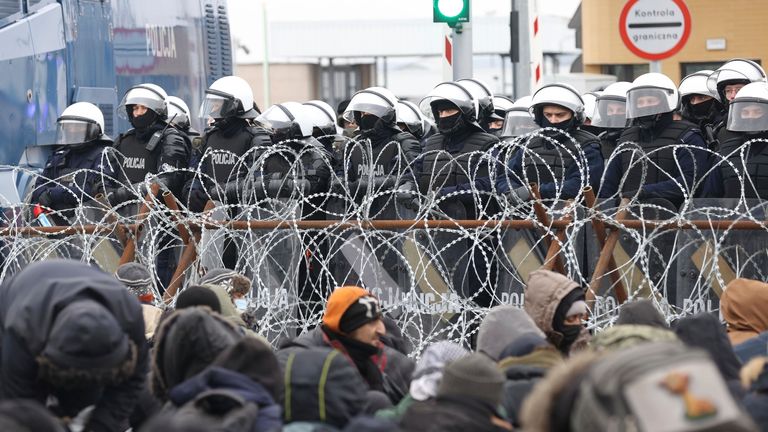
[
  {"x1": 437, "y1": 353, "x2": 505, "y2": 407},
  {"x1": 115, "y1": 262, "x2": 153, "y2": 301},
  {"x1": 199, "y1": 268, "x2": 252, "y2": 297}
]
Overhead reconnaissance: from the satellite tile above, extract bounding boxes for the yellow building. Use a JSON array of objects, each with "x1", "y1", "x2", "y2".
[{"x1": 579, "y1": 0, "x2": 768, "y2": 83}]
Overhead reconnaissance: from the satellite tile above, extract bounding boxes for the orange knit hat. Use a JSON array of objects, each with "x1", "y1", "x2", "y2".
[{"x1": 322, "y1": 285, "x2": 373, "y2": 334}]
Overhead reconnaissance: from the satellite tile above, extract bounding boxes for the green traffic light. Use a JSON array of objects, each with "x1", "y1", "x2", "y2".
[
  {"x1": 433, "y1": 0, "x2": 469, "y2": 27},
  {"x1": 437, "y1": 0, "x2": 464, "y2": 18}
]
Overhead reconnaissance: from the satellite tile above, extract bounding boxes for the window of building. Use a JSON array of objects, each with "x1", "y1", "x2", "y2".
[
  {"x1": 601, "y1": 64, "x2": 650, "y2": 82},
  {"x1": 680, "y1": 60, "x2": 761, "y2": 79}
]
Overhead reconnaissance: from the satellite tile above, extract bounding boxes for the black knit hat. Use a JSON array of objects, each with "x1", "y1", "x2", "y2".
[
  {"x1": 175, "y1": 285, "x2": 221, "y2": 313},
  {"x1": 553, "y1": 288, "x2": 586, "y2": 333},
  {"x1": 339, "y1": 295, "x2": 383, "y2": 334},
  {"x1": 43, "y1": 300, "x2": 130, "y2": 370}
]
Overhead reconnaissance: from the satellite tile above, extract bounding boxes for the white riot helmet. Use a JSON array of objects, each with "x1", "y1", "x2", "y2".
[
  {"x1": 166, "y1": 96, "x2": 191, "y2": 130},
  {"x1": 200, "y1": 75, "x2": 256, "y2": 120},
  {"x1": 582, "y1": 91, "x2": 601, "y2": 122},
  {"x1": 707, "y1": 59, "x2": 767, "y2": 104},
  {"x1": 529, "y1": 83, "x2": 586, "y2": 126},
  {"x1": 492, "y1": 96, "x2": 515, "y2": 118},
  {"x1": 679, "y1": 70, "x2": 723, "y2": 122},
  {"x1": 342, "y1": 86, "x2": 398, "y2": 127},
  {"x1": 55, "y1": 102, "x2": 106, "y2": 145},
  {"x1": 419, "y1": 81, "x2": 480, "y2": 127},
  {"x1": 303, "y1": 100, "x2": 340, "y2": 136},
  {"x1": 726, "y1": 82, "x2": 768, "y2": 133},
  {"x1": 457, "y1": 78, "x2": 495, "y2": 123},
  {"x1": 626, "y1": 73, "x2": 679, "y2": 119},
  {"x1": 256, "y1": 101, "x2": 314, "y2": 140},
  {"x1": 118, "y1": 83, "x2": 168, "y2": 119},
  {"x1": 593, "y1": 81, "x2": 631, "y2": 128},
  {"x1": 396, "y1": 99, "x2": 428, "y2": 138},
  {"x1": 500, "y1": 96, "x2": 538, "y2": 137}
]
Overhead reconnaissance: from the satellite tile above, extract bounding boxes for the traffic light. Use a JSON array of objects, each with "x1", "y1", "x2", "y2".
[{"x1": 433, "y1": 0, "x2": 470, "y2": 28}]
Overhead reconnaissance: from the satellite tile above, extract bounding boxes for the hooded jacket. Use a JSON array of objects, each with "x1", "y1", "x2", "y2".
[
  {"x1": 721, "y1": 278, "x2": 768, "y2": 345},
  {"x1": 499, "y1": 346, "x2": 563, "y2": 428},
  {"x1": 673, "y1": 313, "x2": 744, "y2": 399},
  {"x1": 524, "y1": 270, "x2": 590, "y2": 355},
  {"x1": 477, "y1": 305, "x2": 545, "y2": 361},
  {"x1": 277, "y1": 326, "x2": 414, "y2": 404},
  {"x1": 0, "y1": 260, "x2": 147, "y2": 432},
  {"x1": 150, "y1": 307, "x2": 244, "y2": 401}
]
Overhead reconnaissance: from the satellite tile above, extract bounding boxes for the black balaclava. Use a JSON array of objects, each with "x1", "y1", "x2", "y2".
[
  {"x1": 552, "y1": 288, "x2": 586, "y2": 354},
  {"x1": 129, "y1": 107, "x2": 158, "y2": 131},
  {"x1": 634, "y1": 111, "x2": 674, "y2": 139},
  {"x1": 432, "y1": 100, "x2": 468, "y2": 135}
]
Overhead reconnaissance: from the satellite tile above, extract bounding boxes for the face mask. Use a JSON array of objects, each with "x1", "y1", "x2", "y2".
[
  {"x1": 358, "y1": 114, "x2": 379, "y2": 131},
  {"x1": 560, "y1": 324, "x2": 582, "y2": 351},
  {"x1": 129, "y1": 110, "x2": 158, "y2": 130},
  {"x1": 634, "y1": 114, "x2": 658, "y2": 130},
  {"x1": 689, "y1": 98, "x2": 715, "y2": 119},
  {"x1": 234, "y1": 298, "x2": 248, "y2": 312},
  {"x1": 437, "y1": 112, "x2": 463, "y2": 133},
  {"x1": 540, "y1": 116, "x2": 576, "y2": 131}
]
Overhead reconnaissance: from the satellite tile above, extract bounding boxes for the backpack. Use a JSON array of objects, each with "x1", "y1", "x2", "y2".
[
  {"x1": 174, "y1": 389, "x2": 260, "y2": 432},
  {"x1": 571, "y1": 342, "x2": 757, "y2": 432}
]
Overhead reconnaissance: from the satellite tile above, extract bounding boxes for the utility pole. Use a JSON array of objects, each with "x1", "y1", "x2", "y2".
[{"x1": 434, "y1": 0, "x2": 472, "y2": 80}]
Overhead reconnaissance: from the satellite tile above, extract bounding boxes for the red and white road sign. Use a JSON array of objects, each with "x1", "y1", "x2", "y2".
[{"x1": 619, "y1": 0, "x2": 691, "y2": 61}]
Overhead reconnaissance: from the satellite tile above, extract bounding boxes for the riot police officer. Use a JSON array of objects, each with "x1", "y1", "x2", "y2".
[
  {"x1": 111, "y1": 83, "x2": 189, "y2": 203},
  {"x1": 599, "y1": 73, "x2": 709, "y2": 209},
  {"x1": 457, "y1": 78, "x2": 496, "y2": 133},
  {"x1": 339, "y1": 87, "x2": 421, "y2": 207},
  {"x1": 581, "y1": 91, "x2": 603, "y2": 136},
  {"x1": 708, "y1": 59, "x2": 767, "y2": 107},
  {"x1": 487, "y1": 95, "x2": 515, "y2": 137},
  {"x1": 303, "y1": 99, "x2": 341, "y2": 153},
  {"x1": 167, "y1": 95, "x2": 201, "y2": 144},
  {"x1": 253, "y1": 102, "x2": 331, "y2": 200},
  {"x1": 186, "y1": 76, "x2": 271, "y2": 212},
  {"x1": 592, "y1": 81, "x2": 632, "y2": 159},
  {"x1": 705, "y1": 82, "x2": 768, "y2": 199},
  {"x1": 396, "y1": 99, "x2": 436, "y2": 147},
  {"x1": 31, "y1": 102, "x2": 114, "y2": 225},
  {"x1": 112, "y1": 83, "x2": 190, "y2": 289},
  {"x1": 496, "y1": 83, "x2": 603, "y2": 202},
  {"x1": 678, "y1": 71, "x2": 723, "y2": 149}
]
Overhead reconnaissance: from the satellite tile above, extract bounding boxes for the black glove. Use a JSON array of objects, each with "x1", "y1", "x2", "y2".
[
  {"x1": 108, "y1": 186, "x2": 135, "y2": 206},
  {"x1": 187, "y1": 187, "x2": 210, "y2": 212}
]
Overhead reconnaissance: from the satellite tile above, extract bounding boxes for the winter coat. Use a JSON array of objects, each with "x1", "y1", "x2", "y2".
[
  {"x1": 477, "y1": 305, "x2": 545, "y2": 361},
  {"x1": 498, "y1": 347, "x2": 563, "y2": 428},
  {"x1": 673, "y1": 313, "x2": 745, "y2": 399},
  {"x1": 743, "y1": 362, "x2": 768, "y2": 431},
  {"x1": 735, "y1": 332, "x2": 768, "y2": 364},
  {"x1": 721, "y1": 278, "x2": 768, "y2": 345},
  {"x1": 151, "y1": 307, "x2": 244, "y2": 400},
  {"x1": 399, "y1": 395, "x2": 512, "y2": 432},
  {"x1": 519, "y1": 351, "x2": 602, "y2": 432},
  {"x1": 0, "y1": 260, "x2": 147, "y2": 432},
  {"x1": 167, "y1": 367, "x2": 282, "y2": 432},
  {"x1": 278, "y1": 326, "x2": 415, "y2": 404},
  {"x1": 589, "y1": 324, "x2": 679, "y2": 352},
  {"x1": 524, "y1": 269, "x2": 590, "y2": 355}
]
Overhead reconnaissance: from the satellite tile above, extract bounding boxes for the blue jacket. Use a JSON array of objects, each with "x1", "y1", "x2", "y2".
[{"x1": 496, "y1": 132, "x2": 604, "y2": 200}]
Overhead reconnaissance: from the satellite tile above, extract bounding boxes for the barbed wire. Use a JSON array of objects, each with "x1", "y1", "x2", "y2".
[{"x1": 2, "y1": 130, "x2": 767, "y2": 347}]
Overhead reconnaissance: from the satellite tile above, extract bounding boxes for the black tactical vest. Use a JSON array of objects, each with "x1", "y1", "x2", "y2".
[
  {"x1": 114, "y1": 130, "x2": 159, "y2": 184},
  {"x1": 203, "y1": 126, "x2": 259, "y2": 184},
  {"x1": 346, "y1": 132, "x2": 414, "y2": 181},
  {"x1": 719, "y1": 131, "x2": 768, "y2": 198},
  {"x1": 617, "y1": 121, "x2": 698, "y2": 192},
  {"x1": 520, "y1": 129, "x2": 598, "y2": 186},
  {"x1": 418, "y1": 131, "x2": 497, "y2": 192}
]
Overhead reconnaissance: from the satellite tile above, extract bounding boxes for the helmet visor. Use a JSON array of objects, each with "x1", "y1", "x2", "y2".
[
  {"x1": 255, "y1": 104, "x2": 295, "y2": 136},
  {"x1": 626, "y1": 87, "x2": 675, "y2": 119},
  {"x1": 501, "y1": 110, "x2": 539, "y2": 137},
  {"x1": 342, "y1": 91, "x2": 395, "y2": 123},
  {"x1": 592, "y1": 96, "x2": 628, "y2": 128},
  {"x1": 199, "y1": 90, "x2": 240, "y2": 120},
  {"x1": 727, "y1": 100, "x2": 768, "y2": 132},
  {"x1": 118, "y1": 87, "x2": 166, "y2": 119},
  {"x1": 55, "y1": 116, "x2": 101, "y2": 145},
  {"x1": 419, "y1": 82, "x2": 476, "y2": 122}
]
